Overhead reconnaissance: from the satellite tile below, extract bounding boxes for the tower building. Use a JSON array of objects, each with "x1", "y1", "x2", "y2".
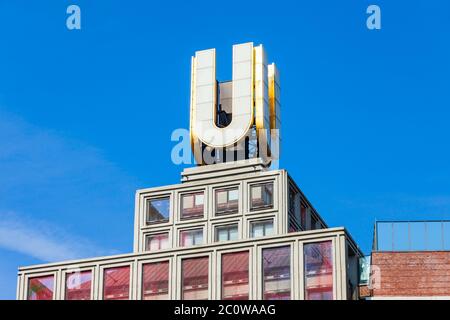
[{"x1": 17, "y1": 43, "x2": 363, "y2": 300}]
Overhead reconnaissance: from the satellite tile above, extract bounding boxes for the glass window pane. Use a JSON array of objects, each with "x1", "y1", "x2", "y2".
[
  {"x1": 180, "y1": 229, "x2": 203, "y2": 247},
  {"x1": 251, "y1": 223, "x2": 264, "y2": 238},
  {"x1": 251, "y1": 220, "x2": 273, "y2": 238},
  {"x1": 194, "y1": 230, "x2": 203, "y2": 245},
  {"x1": 265, "y1": 222, "x2": 274, "y2": 236},
  {"x1": 228, "y1": 189, "x2": 239, "y2": 201},
  {"x1": 262, "y1": 246, "x2": 291, "y2": 300},
  {"x1": 222, "y1": 251, "x2": 249, "y2": 300},
  {"x1": 103, "y1": 266, "x2": 130, "y2": 300},
  {"x1": 304, "y1": 241, "x2": 333, "y2": 300},
  {"x1": 252, "y1": 185, "x2": 262, "y2": 200},
  {"x1": 65, "y1": 271, "x2": 92, "y2": 300},
  {"x1": 217, "y1": 190, "x2": 227, "y2": 204},
  {"x1": 217, "y1": 229, "x2": 228, "y2": 241},
  {"x1": 146, "y1": 233, "x2": 169, "y2": 251},
  {"x1": 147, "y1": 197, "x2": 170, "y2": 223},
  {"x1": 251, "y1": 183, "x2": 273, "y2": 210},
  {"x1": 215, "y1": 188, "x2": 239, "y2": 214},
  {"x1": 142, "y1": 261, "x2": 169, "y2": 300},
  {"x1": 181, "y1": 192, "x2": 204, "y2": 219},
  {"x1": 182, "y1": 257, "x2": 209, "y2": 300},
  {"x1": 229, "y1": 227, "x2": 238, "y2": 241},
  {"x1": 301, "y1": 203, "x2": 307, "y2": 230},
  {"x1": 216, "y1": 225, "x2": 238, "y2": 242},
  {"x1": 183, "y1": 195, "x2": 194, "y2": 209},
  {"x1": 28, "y1": 275, "x2": 54, "y2": 300},
  {"x1": 195, "y1": 194, "x2": 204, "y2": 206}
]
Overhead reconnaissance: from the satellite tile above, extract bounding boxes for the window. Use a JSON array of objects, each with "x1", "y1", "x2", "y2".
[
  {"x1": 262, "y1": 246, "x2": 291, "y2": 300},
  {"x1": 65, "y1": 271, "x2": 92, "y2": 300},
  {"x1": 181, "y1": 192, "x2": 204, "y2": 219},
  {"x1": 222, "y1": 251, "x2": 249, "y2": 300},
  {"x1": 250, "y1": 220, "x2": 274, "y2": 238},
  {"x1": 311, "y1": 215, "x2": 319, "y2": 230},
  {"x1": 181, "y1": 257, "x2": 209, "y2": 300},
  {"x1": 142, "y1": 261, "x2": 169, "y2": 300},
  {"x1": 179, "y1": 228, "x2": 203, "y2": 247},
  {"x1": 27, "y1": 275, "x2": 54, "y2": 300},
  {"x1": 300, "y1": 202, "x2": 307, "y2": 230},
  {"x1": 250, "y1": 182, "x2": 273, "y2": 210},
  {"x1": 146, "y1": 233, "x2": 169, "y2": 251},
  {"x1": 103, "y1": 266, "x2": 130, "y2": 300},
  {"x1": 215, "y1": 224, "x2": 238, "y2": 242},
  {"x1": 304, "y1": 241, "x2": 333, "y2": 300},
  {"x1": 215, "y1": 187, "x2": 239, "y2": 214},
  {"x1": 288, "y1": 186, "x2": 301, "y2": 232},
  {"x1": 147, "y1": 197, "x2": 170, "y2": 224}
]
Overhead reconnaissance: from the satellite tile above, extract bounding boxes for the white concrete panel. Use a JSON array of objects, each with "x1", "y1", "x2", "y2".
[
  {"x1": 196, "y1": 49, "x2": 215, "y2": 68},
  {"x1": 196, "y1": 84, "x2": 215, "y2": 103},
  {"x1": 196, "y1": 68, "x2": 214, "y2": 86},
  {"x1": 233, "y1": 43, "x2": 253, "y2": 63},
  {"x1": 232, "y1": 97, "x2": 252, "y2": 116},
  {"x1": 232, "y1": 61, "x2": 252, "y2": 80},
  {"x1": 232, "y1": 78, "x2": 252, "y2": 98},
  {"x1": 195, "y1": 103, "x2": 215, "y2": 121}
]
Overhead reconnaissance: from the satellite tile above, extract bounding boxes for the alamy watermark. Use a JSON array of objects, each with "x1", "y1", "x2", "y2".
[
  {"x1": 66, "y1": 5, "x2": 81, "y2": 30},
  {"x1": 367, "y1": 5, "x2": 381, "y2": 30}
]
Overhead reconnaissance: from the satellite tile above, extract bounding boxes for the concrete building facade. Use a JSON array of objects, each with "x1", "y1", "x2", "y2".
[{"x1": 17, "y1": 160, "x2": 362, "y2": 300}]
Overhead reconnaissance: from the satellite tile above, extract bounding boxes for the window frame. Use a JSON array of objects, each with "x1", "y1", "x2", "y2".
[
  {"x1": 259, "y1": 244, "x2": 293, "y2": 300},
  {"x1": 178, "y1": 227, "x2": 205, "y2": 247},
  {"x1": 180, "y1": 191, "x2": 206, "y2": 220},
  {"x1": 249, "y1": 219, "x2": 275, "y2": 238},
  {"x1": 145, "y1": 232, "x2": 170, "y2": 251},
  {"x1": 219, "y1": 249, "x2": 251, "y2": 300},
  {"x1": 249, "y1": 182, "x2": 275, "y2": 212},
  {"x1": 178, "y1": 254, "x2": 211, "y2": 300},
  {"x1": 100, "y1": 263, "x2": 133, "y2": 300},
  {"x1": 214, "y1": 186, "x2": 240, "y2": 215},
  {"x1": 25, "y1": 271, "x2": 57, "y2": 301},
  {"x1": 300, "y1": 237, "x2": 336, "y2": 300},
  {"x1": 215, "y1": 223, "x2": 239, "y2": 242},
  {"x1": 63, "y1": 268, "x2": 95, "y2": 300},
  {"x1": 139, "y1": 258, "x2": 171, "y2": 300},
  {"x1": 145, "y1": 196, "x2": 171, "y2": 225}
]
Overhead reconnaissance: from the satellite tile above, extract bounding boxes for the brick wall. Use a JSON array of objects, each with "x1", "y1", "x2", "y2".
[{"x1": 371, "y1": 251, "x2": 450, "y2": 297}]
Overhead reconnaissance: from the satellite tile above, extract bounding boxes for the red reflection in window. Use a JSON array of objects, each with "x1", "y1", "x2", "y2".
[
  {"x1": 103, "y1": 266, "x2": 130, "y2": 300},
  {"x1": 222, "y1": 251, "x2": 249, "y2": 300},
  {"x1": 65, "y1": 271, "x2": 92, "y2": 300},
  {"x1": 28, "y1": 275, "x2": 54, "y2": 300},
  {"x1": 142, "y1": 261, "x2": 169, "y2": 300},
  {"x1": 263, "y1": 246, "x2": 291, "y2": 300},
  {"x1": 304, "y1": 241, "x2": 333, "y2": 300},
  {"x1": 182, "y1": 257, "x2": 209, "y2": 300}
]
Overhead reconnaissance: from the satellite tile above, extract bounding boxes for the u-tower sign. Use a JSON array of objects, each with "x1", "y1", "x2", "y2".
[{"x1": 190, "y1": 42, "x2": 281, "y2": 166}]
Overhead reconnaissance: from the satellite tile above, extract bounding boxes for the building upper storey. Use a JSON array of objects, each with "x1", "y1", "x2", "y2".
[{"x1": 133, "y1": 159, "x2": 328, "y2": 253}]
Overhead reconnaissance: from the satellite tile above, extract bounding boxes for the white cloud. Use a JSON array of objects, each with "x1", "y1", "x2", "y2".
[{"x1": 0, "y1": 211, "x2": 113, "y2": 262}]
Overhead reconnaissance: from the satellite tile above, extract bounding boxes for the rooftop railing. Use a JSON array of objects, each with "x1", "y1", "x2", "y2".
[{"x1": 373, "y1": 220, "x2": 450, "y2": 252}]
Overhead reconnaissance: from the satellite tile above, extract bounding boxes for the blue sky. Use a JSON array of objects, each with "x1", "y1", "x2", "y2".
[{"x1": 0, "y1": 0, "x2": 449, "y2": 299}]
